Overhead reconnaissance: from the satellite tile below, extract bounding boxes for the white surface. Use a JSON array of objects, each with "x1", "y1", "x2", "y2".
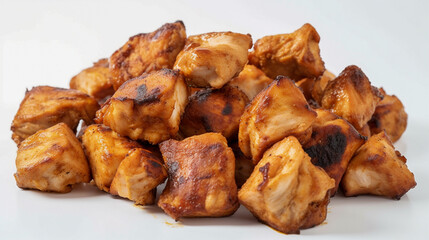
[{"x1": 1, "y1": 0, "x2": 428, "y2": 239}]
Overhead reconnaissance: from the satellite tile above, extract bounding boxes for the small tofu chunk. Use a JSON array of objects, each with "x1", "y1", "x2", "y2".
[
  {"x1": 158, "y1": 133, "x2": 239, "y2": 220},
  {"x1": 341, "y1": 131, "x2": 416, "y2": 199},
  {"x1": 14, "y1": 123, "x2": 90, "y2": 193},
  {"x1": 110, "y1": 148, "x2": 167, "y2": 205},
  {"x1": 11, "y1": 86, "x2": 100, "y2": 145},
  {"x1": 96, "y1": 69, "x2": 188, "y2": 144},
  {"x1": 228, "y1": 64, "x2": 273, "y2": 100},
  {"x1": 311, "y1": 70, "x2": 336, "y2": 104},
  {"x1": 249, "y1": 23, "x2": 325, "y2": 80},
  {"x1": 174, "y1": 32, "x2": 252, "y2": 88},
  {"x1": 81, "y1": 124, "x2": 141, "y2": 192},
  {"x1": 238, "y1": 136, "x2": 335, "y2": 234}
]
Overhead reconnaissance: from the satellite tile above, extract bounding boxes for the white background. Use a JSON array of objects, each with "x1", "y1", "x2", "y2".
[{"x1": 0, "y1": 0, "x2": 428, "y2": 239}]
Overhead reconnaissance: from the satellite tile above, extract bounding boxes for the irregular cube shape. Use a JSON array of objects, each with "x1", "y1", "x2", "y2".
[
  {"x1": 341, "y1": 131, "x2": 416, "y2": 199},
  {"x1": 14, "y1": 123, "x2": 90, "y2": 193},
  {"x1": 228, "y1": 64, "x2": 273, "y2": 100},
  {"x1": 96, "y1": 69, "x2": 188, "y2": 144},
  {"x1": 11, "y1": 86, "x2": 99, "y2": 145},
  {"x1": 180, "y1": 86, "x2": 249, "y2": 140},
  {"x1": 174, "y1": 32, "x2": 252, "y2": 88},
  {"x1": 249, "y1": 23, "x2": 325, "y2": 80},
  {"x1": 238, "y1": 136, "x2": 335, "y2": 234},
  {"x1": 158, "y1": 133, "x2": 239, "y2": 220},
  {"x1": 321, "y1": 65, "x2": 383, "y2": 129},
  {"x1": 311, "y1": 70, "x2": 336, "y2": 104},
  {"x1": 110, "y1": 148, "x2": 167, "y2": 205},
  {"x1": 110, "y1": 21, "x2": 186, "y2": 90},
  {"x1": 239, "y1": 76, "x2": 317, "y2": 163},
  {"x1": 81, "y1": 124, "x2": 141, "y2": 192}
]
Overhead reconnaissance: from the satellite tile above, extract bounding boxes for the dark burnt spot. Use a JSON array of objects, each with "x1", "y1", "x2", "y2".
[
  {"x1": 135, "y1": 84, "x2": 161, "y2": 105},
  {"x1": 178, "y1": 176, "x2": 185, "y2": 184},
  {"x1": 168, "y1": 161, "x2": 179, "y2": 177},
  {"x1": 257, "y1": 162, "x2": 270, "y2": 191},
  {"x1": 57, "y1": 97, "x2": 78, "y2": 101},
  {"x1": 196, "y1": 174, "x2": 212, "y2": 180},
  {"x1": 222, "y1": 102, "x2": 232, "y2": 115},
  {"x1": 201, "y1": 116, "x2": 213, "y2": 132},
  {"x1": 207, "y1": 143, "x2": 223, "y2": 152},
  {"x1": 149, "y1": 160, "x2": 162, "y2": 169},
  {"x1": 160, "y1": 68, "x2": 179, "y2": 77},
  {"x1": 192, "y1": 88, "x2": 213, "y2": 103}
]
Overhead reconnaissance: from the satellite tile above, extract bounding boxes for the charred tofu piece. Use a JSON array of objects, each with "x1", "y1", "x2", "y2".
[
  {"x1": 321, "y1": 65, "x2": 383, "y2": 129},
  {"x1": 70, "y1": 58, "x2": 114, "y2": 102},
  {"x1": 110, "y1": 21, "x2": 186, "y2": 90},
  {"x1": 238, "y1": 136, "x2": 335, "y2": 234},
  {"x1": 249, "y1": 23, "x2": 325, "y2": 80},
  {"x1": 239, "y1": 76, "x2": 317, "y2": 163},
  {"x1": 11, "y1": 86, "x2": 100, "y2": 145},
  {"x1": 158, "y1": 133, "x2": 239, "y2": 220},
  {"x1": 179, "y1": 86, "x2": 249, "y2": 140},
  {"x1": 174, "y1": 32, "x2": 252, "y2": 88},
  {"x1": 81, "y1": 124, "x2": 141, "y2": 192},
  {"x1": 311, "y1": 70, "x2": 336, "y2": 105},
  {"x1": 96, "y1": 69, "x2": 188, "y2": 144},
  {"x1": 368, "y1": 88, "x2": 407, "y2": 142},
  {"x1": 230, "y1": 142, "x2": 255, "y2": 188},
  {"x1": 228, "y1": 64, "x2": 273, "y2": 100},
  {"x1": 303, "y1": 109, "x2": 365, "y2": 195},
  {"x1": 14, "y1": 123, "x2": 90, "y2": 193},
  {"x1": 110, "y1": 148, "x2": 167, "y2": 205},
  {"x1": 341, "y1": 132, "x2": 416, "y2": 199}
]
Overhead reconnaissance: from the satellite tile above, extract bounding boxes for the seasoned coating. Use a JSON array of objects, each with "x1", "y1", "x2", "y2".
[
  {"x1": 238, "y1": 136, "x2": 335, "y2": 234},
  {"x1": 14, "y1": 123, "x2": 90, "y2": 193},
  {"x1": 110, "y1": 148, "x2": 167, "y2": 205},
  {"x1": 70, "y1": 58, "x2": 114, "y2": 101},
  {"x1": 231, "y1": 142, "x2": 255, "y2": 188},
  {"x1": 11, "y1": 86, "x2": 100, "y2": 145},
  {"x1": 158, "y1": 133, "x2": 239, "y2": 220},
  {"x1": 321, "y1": 65, "x2": 383, "y2": 129},
  {"x1": 81, "y1": 124, "x2": 141, "y2": 192},
  {"x1": 239, "y1": 76, "x2": 317, "y2": 163},
  {"x1": 303, "y1": 109, "x2": 365, "y2": 195},
  {"x1": 249, "y1": 23, "x2": 325, "y2": 80},
  {"x1": 110, "y1": 21, "x2": 186, "y2": 90},
  {"x1": 341, "y1": 132, "x2": 416, "y2": 199},
  {"x1": 96, "y1": 69, "x2": 188, "y2": 144},
  {"x1": 368, "y1": 88, "x2": 407, "y2": 142},
  {"x1": 174, "y1": 32, "x2": 252, "y2": 88},
  {"x1": 228, "y1": 64, "x2": 273, "y2": 100},
  {"x1": 311, "y1": 70, "x2": 336, "y2": 104},
  {"x1": 180, "y1": 86, "x2": 249, "y2": 140}
]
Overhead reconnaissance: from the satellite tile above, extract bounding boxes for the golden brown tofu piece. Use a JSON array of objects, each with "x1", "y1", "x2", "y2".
[
  {"x1": 238, "y1": 136, "x2": 335, "y2": 234},
  {"x1": 179, "y1": 86, "x2": 249, "y2": 141},
  {"x1": 357, "y1": 123, "x2": 371, "y2": 138},
  {"x1": 230, "y1": 142, "x2": 255, "y2": 188},
  {"x1": 321, "y1": 65, "x2": 383, "y2": 129},
  {"x1": 341, "y1": 132, "x2": 416, "y2": 199},
  {"x1": 368, "y1": 88, "x2": 407, "y2": 142},
  {"x1": 96, "y1": 69, "x2": 188, "y2": 144},
  {"x1": 110, "y1": 148, "x2": 167, "y2": 205},
  {"x1": 249, "y1": 23, "x2": 325, "y2": 80},
  {"x1": 239, "y1": 76, "x2": 317, "y2": 163},
  {"x1": 70, "y1": 58, "x2": 114, "y2": 101},
  {"x1": 81, "y1": 124, "x2": 141, "y2": 192},
  {"x1": 14, "y1": 123, "x2": 90, "y2": 193},
  {"x1": 296, "y1": 77, "x2": 316, "y2": 101},
  {"x1": 303, "y1": 109, "x2": 365, "y2": 195},
  {"x1": 110, "y1": 21, "x2": 186, "y2": 90},
  {"x1": 158, "y1": 133, "x2": 239, "y2": 220},
  {"x1": 311, "y1": 70, "x2": 336, "y2": 104},
  {"x1": 228, "y1": 64, "x2": 273, "y2": 100},
  {"x1": 11, "y1": 86, "x2": 100, "y2": 145},
  {"x1": 174, "y1": 32, "x2": 252, "y2": 88}
]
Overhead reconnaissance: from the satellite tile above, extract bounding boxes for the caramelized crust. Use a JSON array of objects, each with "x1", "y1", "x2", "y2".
[
  {"x1": 14, "y1": 123, "x2": 90, "y2": 193},
  {"x1": 228, "y1": 64, "x2": 273, "y2": 100},
  {"x1": 158, "y1": 133, "x2": 239, "y2": 220},
  {"x1": 110, "y1": 21, "x2": 186, "y2": 90},
  {"x1": 311, "y1": 70, "x2": 336, "y2": 105},
  {"x1": 249, "y1": 23, "x2": 325, "y2": 80}
]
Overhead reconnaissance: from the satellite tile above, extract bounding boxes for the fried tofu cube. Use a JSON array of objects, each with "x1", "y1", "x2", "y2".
[
  {"x1": 238, "y1": 136, "x2": 335, "y2": 234},
  {"x1": 110, "y1": 148, "x2": 167, "y2": 205},
  {"x1": 81, "y1": 124, "x2": 141, "y2": 192},
  {"x1": 311, "y1": 70, "x2": 336, "y2": 104},
  {"x1": 249, "y1": 23, "x2": 325, "y2": 80},
  {"x1": 174, "y1": 32, "x2": 252, "y2": 88},
  {"x1": 11, "y1": 86, "x2": 100, "y2": 145},
  {"x1": 341, "y1": 131, "x2": 416, "y2": 199},
  {"x1": 239, "y1": 76, "x2": 317, "y2": 163},
  {"x1": 230, "y1": 142, "x2": 255, "y2": 188},
  {"x1": 228, "y1": 64, "x2": 273, "y2": 100},
  {"x1": 179, "y1": 86, "x2": 249, "y2": 140},
  {"x1": 158, "y1": 133, "x2": 239, "y2": 220},
  {"x1": 14, "y1": 123, "x2": 90, "y2": 193},
  {"x1": 110, "y1": 21, "x2": 186, "y2": 90},
  {"x1": 321, "y1": 65, "x2": 383, "y2": 129},
  {"x1": 96, "y1": 69, "x2": 188, "y2": 144},
  {"x1": 368, "y1": 88, "x2": 407, "y2": 142}
]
